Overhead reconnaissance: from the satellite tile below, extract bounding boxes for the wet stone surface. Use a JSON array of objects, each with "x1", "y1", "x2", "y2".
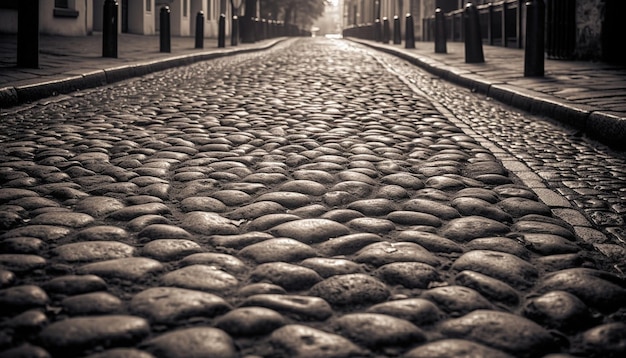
[{"x1": 0, "y1": 37, "x2": 624, "y2": 357}]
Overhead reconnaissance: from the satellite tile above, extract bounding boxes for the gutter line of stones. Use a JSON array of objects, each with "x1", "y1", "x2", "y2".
[{"x1": 377, "y1": 55, "x2": 620, "y2": 273}]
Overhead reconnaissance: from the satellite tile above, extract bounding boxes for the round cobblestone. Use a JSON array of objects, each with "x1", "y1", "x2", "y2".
[
  {"x1": 0, "y1": 285, "x2": 49, "y2": 314},
  {"x1": 366, "y1": 298, "x2": 443, "y2": 325},
  {"x1": 439, "y1": 309, "x2": 557, "y2": 357},
  {"x1": 53, "y1": 241, "x2": 135, "y2": 262},
  {"x1": 38, "y1": 315, "x2": 150, "y2": 355},
  {"x1": 535, "y1": 268, "x2": 626, "y2": 312},
  {"x1": 250, "y1": 262, "x2": 323, "y2": 291},
  {"x1": 214, "y1": 307, "x2": 286, "y2": 336},
  {"x1": 141, "y1": 327, "x2": 237, "y2": 358},
  {"x1": 452, "y1": 250, "x2": 538, "y2": 289},
  {"x1": 354, "y1": 242, "x2": 440, "y2": 267},
  {"x1": 61, "y1": 292, "x2": 122, "y2": 316},
  {"x1": 161, "y1": 264, "x2": 239, "y2": 293},
  {"x1": 421, "y1": 285, "x2": 494, "y2": 316},
  {"x1": 130, "y1": 287, "x2": 231, "y2": 324},
  {"x1": 334, "y1": 313, "x2": 426, "y2": 348},
  {"x1": 42, "y1": 274, "x2": 107, "y2": 296},
  {"x1": 269, "y1": 324, "x2": 365, "y2": 358},
  {"x1": 404, "y1": 339, "x2": 515, "y2": 358},
  {"x1": 309, "y1": 274, "x2": 390, "y2": 308},
  {"x1": 241, "y1": 294, "x2": 332, "y2": 321},
  {"x1": 268, "y1": 219, "x2": 350, "y2": 244}
]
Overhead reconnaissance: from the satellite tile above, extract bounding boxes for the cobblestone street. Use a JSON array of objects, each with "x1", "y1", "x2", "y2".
[{"x1": 0, "y1": 38, "x2": 625, "y2": 357}]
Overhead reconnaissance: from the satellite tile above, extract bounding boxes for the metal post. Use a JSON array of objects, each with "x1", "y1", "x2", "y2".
[
  {"x1": 254, "y1": 18, "x2": 261, "y2": 41},
  {"x1": 241, "y1": 0, "x2": 256, "y2": 43},
  {"x1": 231, "y1": 16, "x2": 239, "y2": 46},
  {"x1": 218, "y1": 13, "x2": 226, "y2": 48},
  {"x1": 464, "y1": 3, "x2": 484, "y2": 63},
  {"x1": 382, "y1": 17, "x2": 390, "y2": 44},
  {"x1": 374, "y1": 19, "x2": 381, "y2": 42},
  {"x1": 405, "y1": 13, "x2": 415, "y2": 48},
  {"x1": 393, "y1": 15, "x2": 401, "y2": 44},
  {"x1": 524, "y1": 0, "x2": 545, "y2": 76},
  {"x1": 262, "y1": 19, "x2": 268, "y2": 40},
  {"x1": 195, "y1": 11, "x2": 204, "y2": 49},
  {"x1": 102, "y1": 0, "x2": 118, "y2": 58},
  {"x1": 502, "y1": 1, "x2": 508, "y2": 47},
  {"x1": 434, "y1": 8, "x2": 447, "y2": 53},
  {"x1": 160, "y1": 6, "x2": 171, "y2": 53},
  {"x1": 487, "y1": 3, "x2": 494, "y2": 45},
  {"x1": 17, "y1": 0, "x2": 39, "y2": 68}
]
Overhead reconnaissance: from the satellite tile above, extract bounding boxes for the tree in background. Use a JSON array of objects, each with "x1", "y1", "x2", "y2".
[{"x1": 260, "y1": 0, "x2": 329, "y2": 30}]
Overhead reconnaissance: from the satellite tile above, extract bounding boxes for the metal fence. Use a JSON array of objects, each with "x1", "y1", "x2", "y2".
[
  {"x1": 423, "y1": 0, "x2": 523, "y2": 49},
  {"x1": 546, "y1": 0, "x2": 575, "y2": 59},
  {"x1": 421, "y1": 0, "x2": 576, "y2": 59}
]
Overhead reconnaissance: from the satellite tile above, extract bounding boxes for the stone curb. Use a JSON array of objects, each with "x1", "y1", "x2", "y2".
[
  {"x1": 0, "y1": 38, "x2": 287, "y2": 110},
  {"x1": 348, "y1": 38, "x2": 626, "y2": 151}
]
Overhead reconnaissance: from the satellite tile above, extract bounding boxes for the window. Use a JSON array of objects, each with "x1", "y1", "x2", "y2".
[
  {"x1": 54, "y1": 0, "x2": 79, "y2": 18},
  {"x1": 146, "y1": 0, "x2": 152, "y2": 12},
  {"x1": 183, "y1": 0, "x2": 188, "y2": 17}
]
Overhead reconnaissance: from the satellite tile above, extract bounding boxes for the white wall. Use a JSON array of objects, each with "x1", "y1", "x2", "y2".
[
  {"x1": 170, "y1": 0, "x2": 190, "y2": 36},
  {"x1": 40, "y1": 0, "x2": 92, "y2": 36},
  {"x1": 128, "y1": 0, "x2": 155, "y2": 34},
  {"x1": 0, "y1": 0, "x2": 93, "y2": 36}
]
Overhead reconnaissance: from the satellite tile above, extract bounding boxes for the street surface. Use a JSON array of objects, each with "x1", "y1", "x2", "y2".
[{"x1": 1, "y1": 37, "x2": 625, "y2": 357}]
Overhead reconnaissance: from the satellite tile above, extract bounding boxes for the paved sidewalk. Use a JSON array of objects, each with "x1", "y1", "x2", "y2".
[
  {"x1": 348, "y1": 38, "x2": 626, "y2": 150},
  {"x1": 0, "y1": 32, "x2": 284, "y2": 108}
]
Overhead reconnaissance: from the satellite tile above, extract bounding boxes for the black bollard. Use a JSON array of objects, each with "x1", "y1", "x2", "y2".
[
  {"x1": 464, "y1": 3, "x2": 484, "y2": 63},
  {"x1": 524, "y1": 0, "x2": 545, "y2": 77},
  {"x1": 17, "y1": 0, "x2": 39, "y2": 68},
  {"x1": 405, "y1": 13, "x2": 415, "y2": 48},
  {"x1": 218, "y1": 13, "x2": 226, "y2": 48},
  {"x1": 393, "y1": 15, "x2": 401, "y2": 44},
  {"x1": 374, "y1": 19, "x2": 381, "y2": 42},
  {"x1": 382, "y1": 17, "x2": 390, "y2": 44},
  {"x1": 195, "y1": 11, "x2": 204, "y2": 49},
  {"x1": 434, "y1": 8, "x2": 447, "y2": 53},
  {"x1": 255, "y1": 18, "x2": 261, "y2": 41},
  {"x1": 231, "y1": 16, "x2": 239, "y2": 46},
  {"x1": 102, "y1": 0, "x2": 118, "y2": 58},
  {"x1": 160, "y1": 6, "x2": 171, "y2": 53}
]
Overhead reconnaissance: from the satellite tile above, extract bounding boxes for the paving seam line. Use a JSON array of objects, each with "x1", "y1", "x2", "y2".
[
  {"x1": 0, "y1": 38, "x2": 289, "y2": 110},
  {"x1": 375, "y1": 52, "x2": 614, "y2": 260},
  {"x1": 348, "y1": 38, "x2": 626, "y2": 150}
]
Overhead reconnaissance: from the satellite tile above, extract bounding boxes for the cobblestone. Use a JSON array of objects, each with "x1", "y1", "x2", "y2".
[{"x1": 0, "y1": 38, "x2": 624, "y2": 357}]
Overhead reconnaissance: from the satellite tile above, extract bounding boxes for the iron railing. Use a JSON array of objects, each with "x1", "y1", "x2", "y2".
[{"x1": 423, "y1": 0, "x2": 523, "y2": 48}]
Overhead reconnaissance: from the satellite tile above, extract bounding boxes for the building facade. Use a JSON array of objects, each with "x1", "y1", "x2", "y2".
[
  {"x1": 343, "y1": 0, "x2": 427, "y2": 40},
  {"x1": 0, "y1": 0, "x2": 234, "y2": 39}
]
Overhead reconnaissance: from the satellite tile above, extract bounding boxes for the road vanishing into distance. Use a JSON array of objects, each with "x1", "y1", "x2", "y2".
[{"x1": 1, "y1": 37, "x2": 625, "y2": 358}]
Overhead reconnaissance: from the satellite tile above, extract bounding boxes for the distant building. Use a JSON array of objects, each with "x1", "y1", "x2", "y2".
[
  {"x1": 0, "y1": 0, "x2": 233, "y2": 39},
  {"x1": 343, "y1": 1, "x2": 427, "y2": 40}
]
